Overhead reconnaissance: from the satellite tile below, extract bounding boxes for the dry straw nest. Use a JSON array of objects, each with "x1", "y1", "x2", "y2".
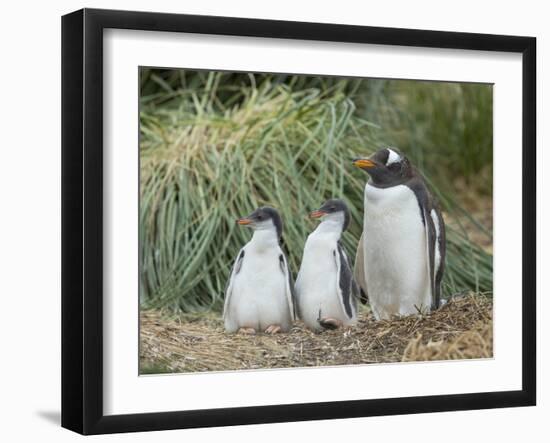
[{"x1": 140, "y1": 293, "x2": 492, "y2": 373}]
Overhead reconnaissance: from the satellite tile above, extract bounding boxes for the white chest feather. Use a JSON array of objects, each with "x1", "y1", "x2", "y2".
[
  {"x1": 237, "y1": 243, "x2": 283, "y2": 289},
  {"x1": 297, "y1": 229, "x2": 339, "y2": 296},
  {"x1": 363, "y1": 183, "x2": 431, "y2": 319}
]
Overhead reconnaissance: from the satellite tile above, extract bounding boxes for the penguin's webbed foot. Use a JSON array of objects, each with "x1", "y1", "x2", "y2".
[
  {"x1": 238, "y1": 327, "x2": 257, "y2": 335},
  {"x1": 318, "y1": 317, "x2": 343, "y2": 330},
  {"x1": 264, "y1": 324, "x2": 282, "y2": 334}
]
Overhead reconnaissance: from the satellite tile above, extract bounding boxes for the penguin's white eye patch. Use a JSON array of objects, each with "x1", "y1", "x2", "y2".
[{"x1": 386, "y1": 148, "x2": 402, "y2": 166}]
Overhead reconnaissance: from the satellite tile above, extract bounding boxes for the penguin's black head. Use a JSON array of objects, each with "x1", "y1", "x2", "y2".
[
  {"x1": 237, "y1": 206, "x2": 283, "y2": 239},
  {"x1": 353, "y1": 147, "x2": 413, "y2": 187},
  {"x1": 309, "y1": 198, "x2": 350, "y2": 231}
]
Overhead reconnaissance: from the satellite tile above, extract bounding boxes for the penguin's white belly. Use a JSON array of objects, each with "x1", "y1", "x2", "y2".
[
  {"x1": 363, "y1": 184, "x2": 431, "y2": 319},
  {"x1": 226, "y1": 247, "x2": 291, "y2": 332},
  {"x1": 296, "y1": 234, "x2": 349, "y2": 331}
]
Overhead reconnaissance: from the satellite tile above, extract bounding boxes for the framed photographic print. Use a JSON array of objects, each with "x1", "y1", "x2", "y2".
[{"x1": 61, "y1": 8, "x2": 536, "y2": 435}]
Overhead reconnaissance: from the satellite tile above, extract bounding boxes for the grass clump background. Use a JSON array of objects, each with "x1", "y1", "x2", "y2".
[{"x1": 139, "y1": 68, "x2": 493, "y2": 314}]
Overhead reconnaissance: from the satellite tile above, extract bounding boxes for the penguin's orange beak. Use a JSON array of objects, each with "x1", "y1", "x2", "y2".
[
  {"x1": 237, "y1": 218, "x2": 252, "y2": 225},
  {"x1": 309, "y1": 210, "x2": 326, "y2": 219},
  {"x1": 353, "y1": 158, "x2": 376, "y2": 169}
]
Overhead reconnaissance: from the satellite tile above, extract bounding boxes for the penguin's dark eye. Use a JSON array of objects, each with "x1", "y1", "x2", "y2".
[
  {"x1": 388, "y1": 162, "x2": 401, "y2": 172},
  {"x1": 257, "y1": 215, "x2": 263, "y2": 220}
]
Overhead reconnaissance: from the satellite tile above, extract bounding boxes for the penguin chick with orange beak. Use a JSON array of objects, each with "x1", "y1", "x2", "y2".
[
  {"x1": 295, "y1": 199, "x2": 358, "y2": 332},
  {"x1": 223, "y1": 207, "x2": 295, "y2": 334}
]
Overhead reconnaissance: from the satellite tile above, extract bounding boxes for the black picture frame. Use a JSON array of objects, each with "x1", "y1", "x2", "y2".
[{"x1": 61, "y1": 8, "x2": 536, "y2": 435}]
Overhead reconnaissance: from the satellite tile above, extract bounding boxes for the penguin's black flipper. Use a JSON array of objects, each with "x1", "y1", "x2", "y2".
[
  {"x1": 407, "y1": 173, "x2": 446, "y2": 311},
  {"x1": 279, "y1": 235, "x2": 298, "y2": 319},
  {"x1": 421, "y1": 196, "x2": 446, "y2": 311},
  {"x1": 334, "y1": 242, "x2": 356, "y2": 320},
  {"x1": 423, "y1": 207, "x2": 438, "y2": 309},
  {"x1": 353, "y1": 232, "x2": 369, "y2": 304},
  {"x1": 431, "y1": 200, "x2": 446, "y2": 310},
  {"x1": 223, "y1": 248, "x2": 245, "y2": 320},
  {"x1": 278, "y1": 250, "x2": 297, "y2": 321}
]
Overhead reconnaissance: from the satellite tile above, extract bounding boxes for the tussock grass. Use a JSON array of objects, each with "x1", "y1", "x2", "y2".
[{"x1": 140, "y1": 70, "x2": 493, "y2": 312}]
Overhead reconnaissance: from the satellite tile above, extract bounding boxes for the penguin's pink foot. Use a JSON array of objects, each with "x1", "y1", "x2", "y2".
[
  {"x1": 318, "y1": 317, "x2": 343, "y2": 330},
  {"x1": 264, "y1": 324, "x2": 282, "y2": 334},
  {"x1": 238, "y1": 327, "x2": 256, "y2": 335}
]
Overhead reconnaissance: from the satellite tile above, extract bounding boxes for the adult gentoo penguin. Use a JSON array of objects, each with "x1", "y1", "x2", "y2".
[
  {"x1": 295, "y1": 199, "x2": 358, "y2": 331},
  {"x1": 223, "y1": 207, "x2": 295, "y2": 334},
  {"x1": 352, "y1": 147, "x2": 446, "y2": 320}
]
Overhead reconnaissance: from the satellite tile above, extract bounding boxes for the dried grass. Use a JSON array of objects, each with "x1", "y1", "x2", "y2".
[{"x1": 140, "y1": 293, "x2": 492, "y2": 373}]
